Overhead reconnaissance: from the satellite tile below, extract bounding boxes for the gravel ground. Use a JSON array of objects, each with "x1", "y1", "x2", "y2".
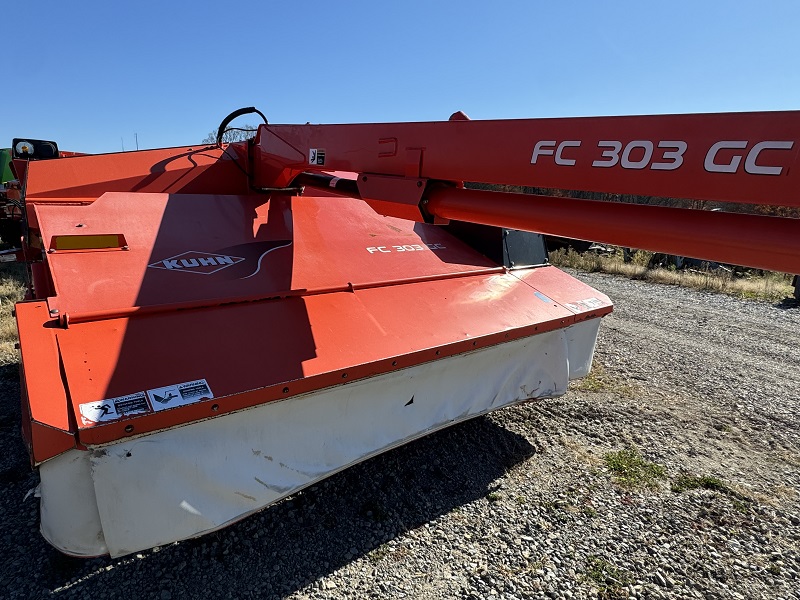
[{"x1": 1, "y1": 271, "x2": 799, "y2": 599}]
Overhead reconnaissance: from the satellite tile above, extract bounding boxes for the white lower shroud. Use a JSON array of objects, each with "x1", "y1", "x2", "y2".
[{"x1": 39, "y1": 319, "x2": 601, "y2": 557}]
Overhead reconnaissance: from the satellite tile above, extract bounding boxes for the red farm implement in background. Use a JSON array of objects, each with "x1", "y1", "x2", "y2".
[{"x1": 5, "y1": 108, "x2": 799, "y2": 557}]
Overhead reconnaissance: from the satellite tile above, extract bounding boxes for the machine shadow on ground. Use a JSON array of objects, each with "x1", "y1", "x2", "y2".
[
  {"x1": 775, "y1": 296, "x2": 800, "y2": 310},
  {"x1": 0, "y1": 359, "x2": 536, "y2": 599}
]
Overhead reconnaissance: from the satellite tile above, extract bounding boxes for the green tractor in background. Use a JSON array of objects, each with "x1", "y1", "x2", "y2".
[
  {"x1": 0, "y1": 148, "x2": 12, "y2": 184},
  {"x1": 1, "y1": 139, "x2": 83, "y2": 246},
  {"x1": 0, "y1": 147, "x2": 23, "y2": 246}
]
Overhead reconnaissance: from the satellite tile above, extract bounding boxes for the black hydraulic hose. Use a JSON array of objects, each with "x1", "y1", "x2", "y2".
[
  {"x1": 291, "y1": 172, "x2": 361, "y2": 198},
  {"x1": 215, "y1": 107, "x2": 268, "y2": 146}
]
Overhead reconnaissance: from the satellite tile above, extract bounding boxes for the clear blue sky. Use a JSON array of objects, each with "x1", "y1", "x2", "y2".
[{"x1": 3, "y1": 1, "x2": 798, "y2": 154}]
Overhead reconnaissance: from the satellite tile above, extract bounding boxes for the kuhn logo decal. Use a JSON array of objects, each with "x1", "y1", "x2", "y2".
[{"x1": 148, "y1": 251, "x2": 245, "y2": 275}]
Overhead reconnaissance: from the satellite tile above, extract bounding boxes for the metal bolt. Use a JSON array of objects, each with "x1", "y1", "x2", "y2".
[
  {"x1": 47, "y1": 248, "x2": 56, "y2": 254},
  {"x1": 124, "y1": 425, "x2": 134, "y2": 433},
  {"x1": 49, "y1": 308, "x2": 59, "y2": 316},
  {"x1": 211, "y1": 404, "x2": 219, "y2": 412},
  {"x1": 76, "y1": 223, "x2": 84, "y2": 228},
  {"x1": 121, "y1": 245, "x2": 129, "y2": 250},
  {"x1": 417, "y1": 181, "x2": 423, "y2": 187}
]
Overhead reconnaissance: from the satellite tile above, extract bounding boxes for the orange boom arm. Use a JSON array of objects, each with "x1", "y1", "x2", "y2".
[{"x1": 255, "y1": 110, "x2": 800, "y2": 272}]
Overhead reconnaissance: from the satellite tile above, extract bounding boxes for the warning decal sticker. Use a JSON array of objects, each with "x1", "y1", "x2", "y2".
[
  {"x1": 79, "y1": 392, "x2": 150, "y2": 424},
  {"x1": 309, "y1": 148, "x2": 326, "y2": 166},
  {"x1": 147, "y1": 379, "x2": 214, "y2": 412},
  {"x1": 564, "y1": 297, "x2": 605, "y2": 313}
]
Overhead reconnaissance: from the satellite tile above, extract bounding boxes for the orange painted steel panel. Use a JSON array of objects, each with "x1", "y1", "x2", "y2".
[
  {"x1": 23, "y1": 145, "x2": 249, "y2": 200},
  {"x1": 28, "y1": 422, "x2": 79, "y2": 466},
  {"x1": 425, "y1": 187, "x2": 800, "y2": 275},
  {"x1": 61, "y1": 266, "x2": 604, "y2": 446},
  {"x1": 257, "y1": 111, "x2": 800, "y2": 207},
  {"x1": 36, "y1": 193, "x2": 498, "y2": 319},
  {"x1": 513, "y1": 267, "x2": 613, "y2": 322},
  {"x1": 15, "y1": 302, "x2": 76, "y2": 463},
  {"x1": 24, "y1": 175, "x2": 614, "y2": 456}
]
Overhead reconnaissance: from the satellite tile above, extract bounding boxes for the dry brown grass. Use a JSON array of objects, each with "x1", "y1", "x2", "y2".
[
  {"x1": 571, "y1": 359, "x2": 636, "y2": 397},
  {"x1": 549, "y1": 248, "x2": 794, "y2": 302},
  {"x1": 0, "y1": 264, "x2": 26, "y2": 365}
]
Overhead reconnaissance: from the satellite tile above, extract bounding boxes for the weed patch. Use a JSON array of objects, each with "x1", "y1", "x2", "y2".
[
  {"x1": 583, "y1": 555, "x2": 633, "y2": 599},
  {"x1": 572, "y1": 360, "x2": 635, "y2": 397},
  {"x1": 671, "y1": 473, "x2": 754, "y2": 513},
  {"x1": 604, "y1": 447, "x2": 665, "y2": 489},
  {"x1": 671, "y1": 474, "x2": 730, "y2": 494}
]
